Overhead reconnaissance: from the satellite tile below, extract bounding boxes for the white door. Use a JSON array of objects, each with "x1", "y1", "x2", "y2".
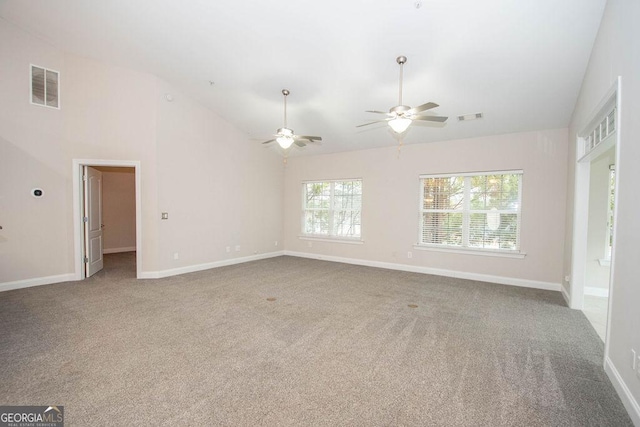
[{"x1": 84, "y1": 166, "x2": 104, "y2": 277}]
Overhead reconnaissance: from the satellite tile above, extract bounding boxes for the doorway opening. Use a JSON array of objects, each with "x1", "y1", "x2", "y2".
[
  {"x1": 72, "y1": 160, "x2": 142, "y2": 280},
  {"x1": 582, "y1": 148, "x2": 615, "y2": 341},
  {"x1": 570, "y1": 77, "x2": 620, "y2": 354}
]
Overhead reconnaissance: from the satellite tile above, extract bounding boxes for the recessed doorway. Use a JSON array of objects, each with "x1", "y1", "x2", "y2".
[{"x1": 570, "y1": 77, "x2": 620, "y2": 353}]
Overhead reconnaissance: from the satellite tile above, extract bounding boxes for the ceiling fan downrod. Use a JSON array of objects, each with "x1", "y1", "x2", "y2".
[
  {"x1": 397, "y1": 56, "x2": 407, "y2": 106},
  {"x1": 282, "y1": 89, "x2": 289, "y2": 128}
]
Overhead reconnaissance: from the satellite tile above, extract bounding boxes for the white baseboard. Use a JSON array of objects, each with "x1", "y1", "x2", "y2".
[
  {"x1": 103, "y1": 246, "x2": 136, "y2": 254},
  {"x1": 585, "y1": 286, "x2": 610, "y2": 298},
  {"x1": 605, "y1": 357, "x2": 640, "y2": 426},
  {"x1": 139, "y1": 251, "x2": 285, "y2": 279},
  {"x1": 0, "y1": 273, "x2": 76, "y2": 293},
  {"x1": 560, "y1": 284, "x2": 571, "y2": 306},
  {"x1": 283, "y1": 251, "x2": 561, "y2": 292}
]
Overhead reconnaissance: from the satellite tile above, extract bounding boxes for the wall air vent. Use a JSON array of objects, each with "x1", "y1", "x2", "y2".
[
  {"x1": 457, "y1": 112, "x2": 483, "y2": 121},
  {"x1": 31, "y1": 65, "x2": 59, "y2": 109}
]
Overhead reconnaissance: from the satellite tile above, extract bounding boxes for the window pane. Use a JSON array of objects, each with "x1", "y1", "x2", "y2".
[
  {"x1": 304, "y1": 210, "x2": 330, "y2": 235},
  {"x1": 608, "y1": 109, "x2": 616, "y2": 133},
  {"x1": 470, "y1": 176, "x2": 487, "y2": 209},
  {"x1": 469, "y1": 174, "x2": 519, "y2": 210},
  {"x1": 31, "y1": 66, "x2": 45, "y2": 105},
  {"x1": 469, "y1": 213, "x2": 488, "y2": 247},
  {"x1": 334, "y1": 210, "x2": 361, "y2": 237},
  {"x1": 422, "y1": 212, "x2": 463, "y2": 246},
  {"x1": 305, "y1": 183, "x2": 330, "y2": 209},
  {"x1": 500, "y1": 174, "x2": 520, "y2": 210},
  {"x1": 497, "y1": 213, "x2": 519, "y2": 249},
  {"x1": 468, "y1": 212, "x2": 518, "y2": 249},
  {"x1": 423, "y1": 177, "x2": 464, "y2": 210}
]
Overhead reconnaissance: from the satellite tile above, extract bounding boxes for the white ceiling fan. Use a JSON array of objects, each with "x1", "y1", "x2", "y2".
[
  {"x1": 357, "y1": 56, "x2": 448, "y2": 134},
  {"x1": 262, "y1": 89, "x2": 322, "y2": 149}
]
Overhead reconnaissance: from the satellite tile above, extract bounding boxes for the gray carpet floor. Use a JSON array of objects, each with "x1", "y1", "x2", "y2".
[{"x1": 0, "y1": 253, "x2": 632, "y2": 426}]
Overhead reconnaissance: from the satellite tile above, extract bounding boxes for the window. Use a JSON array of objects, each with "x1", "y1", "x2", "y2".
[
  {"x1": 419, "y1": 171, "x2": 522, "y2": 252},
  {"x1": 31, "y1": 65, "x2": 60, "y2": 109},
  {"x1": 584, "y1": 107, "x2": 615, "y2": 154},
  {"x1": 302, "y1": 179, "x2": 362, "y2": 239}
]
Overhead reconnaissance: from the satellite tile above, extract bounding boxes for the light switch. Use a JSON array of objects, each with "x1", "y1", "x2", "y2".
[{"x1": 161, "y1": 212, "x2": 169, "y2": 220}]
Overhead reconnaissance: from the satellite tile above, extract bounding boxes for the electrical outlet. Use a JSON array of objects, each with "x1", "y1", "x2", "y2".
[
  {"x1": 235, "y1": 245, "x2": 240, "y2": 252},
  {"x1": 226, "y1": 246, "x2": 231, "y2": 253},
  {"x1": 407, "y1": 251, "x2": 413, "y2": 259},
  {"x1": 173, "y1": 252, "x2": 179, "y2": 260},
  {"x1": 564, "y1": 275, "x2": 570, "y2": 283},
  {"x1": 275, "y1": 240, "x2": 278, "y2": 247},
  {"x1": 307, "y1": 241, "x2": 313, "y2": 248},
  {"x1": 161, "y1": 212, "x2": 169, "y2": 220}
]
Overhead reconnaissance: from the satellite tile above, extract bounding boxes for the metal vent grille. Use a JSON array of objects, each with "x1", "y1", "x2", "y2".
[
  {"x1": 31, "y1": 65, "x2": 59, "y2": 109},
  {"x1": 458, "y1": 113, "x2": 483, "y2": 121}
]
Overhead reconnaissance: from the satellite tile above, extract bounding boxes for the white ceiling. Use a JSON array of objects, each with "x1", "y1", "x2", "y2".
[{"x1": 0, "y1": 0, "x2": 606, "y2": 155}]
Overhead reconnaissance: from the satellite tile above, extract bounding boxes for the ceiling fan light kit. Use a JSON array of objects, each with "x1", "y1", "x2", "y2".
[
  {"x1": 388, "y1": 117, "x2": 412, "y2": 133},
  {"x1": 262, "y1": 89, "x2": 322, "y2": 150},
  {"x1": 357, "y1": 55, "x2": 448, "y2": 135},
  {"x1": 276, "y1": 129, "x2": 295, "y2": 149}
]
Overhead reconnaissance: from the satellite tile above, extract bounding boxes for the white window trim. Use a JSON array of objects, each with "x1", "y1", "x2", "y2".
[
  {"x1": 300, "y1": 178, "x2": 363, "y2": 241},
  {"x1": 298, "y1": 235, "x2": 364, "y2": 245},
  {"x1": 417, "y1": 170, "x2": 523, "y2": 255},
  {"x1": 30, "y1": 64, "x2": 61, "y2": 110},
  {"x1": 413, "y1": 244, "x2": 526, "y2": 258}
]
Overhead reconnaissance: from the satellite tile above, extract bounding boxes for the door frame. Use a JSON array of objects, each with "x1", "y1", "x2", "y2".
[
  {"x1": 570, "y1": 77, "x2": 621, "y2": 362},
  {"x1": 73, "y1": 159, "x2": 142, "y2": 280}
]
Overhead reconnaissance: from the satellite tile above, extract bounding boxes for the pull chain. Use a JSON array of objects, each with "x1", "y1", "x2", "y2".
[{"x1": 397, "y1": 137, "x2": 404, "y2": 159}]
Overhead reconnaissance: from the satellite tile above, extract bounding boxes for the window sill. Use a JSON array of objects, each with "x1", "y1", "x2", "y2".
[
  {"x1": 598, "y1": 258, "x2": 611, "y2": 267},
  {"x1": 413, "y1": 244, "x2": 526, "y2": 259},
  {"x1": 299, "y1": 235, "x2": 364, "y2": 245}
]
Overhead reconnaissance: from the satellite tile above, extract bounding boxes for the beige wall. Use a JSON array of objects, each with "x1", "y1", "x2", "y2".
[
  {"x1": 564, "y1": 0, "x2": 640, "y2": 415},
  {"x1": 154, "y1": 79, "x2": 284, "y2": 271},
  {"x1": 96, "y1": 167, "x2": 136, "y2": 253},
  {"x1": 284, "y1": 129, "x2": 568, "y2": 285},
  {"x1": 0, "y1": 20, "x2": 73, "y2": 282},
  {"x1": 0, "y1": 20, "x2": 284, "y2": 284}
]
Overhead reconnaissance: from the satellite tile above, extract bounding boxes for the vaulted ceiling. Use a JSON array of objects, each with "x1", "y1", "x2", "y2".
[{"x1": 0, "y1": 0, "x2": 606, "y2": 154}]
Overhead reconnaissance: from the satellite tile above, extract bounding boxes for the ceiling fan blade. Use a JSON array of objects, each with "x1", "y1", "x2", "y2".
[
  {"x1": 261, "y1": 139, "x2": 276, "y2": 144},
  {"x1": 294, "y1": 140, "x2": 307, "y2": 147},
  {"x1": 407, "y1": 102, "x2": 439, "y2": 115},
  {"x1": 295, "y1": 135, "x2": 322, "y2": 142},
  {"x1": 356, "y1": 119, "x2": 389, "y2": 128},
  {"x1": 412, "y1": 115, "x2": 448, "y2": 123},
  {"x1": 365, "y1": 110, "x2": 393, "y2": 116}
]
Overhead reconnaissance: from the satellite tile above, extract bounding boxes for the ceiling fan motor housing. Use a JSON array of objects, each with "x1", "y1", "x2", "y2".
[
  {"x1": 391, "y1": 105, "x2": 411, "y2": 116},
  {"x1": 277, "y1": 127, "x2": 293, "y2": 136}
]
